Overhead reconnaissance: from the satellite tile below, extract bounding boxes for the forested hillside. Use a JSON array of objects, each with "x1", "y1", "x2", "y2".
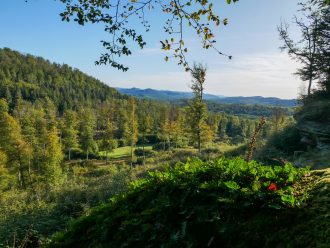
[{"x1": 0, "y1": 48, "x2": 122, "y2": 113}]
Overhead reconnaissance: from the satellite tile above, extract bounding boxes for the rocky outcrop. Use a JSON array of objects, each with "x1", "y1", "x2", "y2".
[
  {"x1": 298, "y1": 120, "x2": 330, "y2": 149},
  {"x1": 295, "y1": 100, "x2": 330, "y2": 149}
]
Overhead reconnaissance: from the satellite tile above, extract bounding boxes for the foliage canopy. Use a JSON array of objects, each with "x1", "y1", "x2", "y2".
[{"x1": 57, "y1": 0, "x2": 237, "y2": 71}]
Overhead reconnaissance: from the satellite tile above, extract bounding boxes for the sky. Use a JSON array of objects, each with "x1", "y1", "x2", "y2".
[{"x1": 0, "y1": 0, "x2": 304, "y2": 99}]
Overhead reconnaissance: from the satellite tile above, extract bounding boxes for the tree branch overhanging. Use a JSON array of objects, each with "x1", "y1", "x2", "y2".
[{"x1": 57, "y1": 0, "x2": 238, "y2": 71}]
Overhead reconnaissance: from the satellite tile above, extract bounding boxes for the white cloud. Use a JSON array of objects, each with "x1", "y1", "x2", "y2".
[
  {"x1": 101, "y1": 52, "x2": 303, "y2": 99},
  {"x1": 206, "y1": 53, "x2": 301, "y2": 98}
]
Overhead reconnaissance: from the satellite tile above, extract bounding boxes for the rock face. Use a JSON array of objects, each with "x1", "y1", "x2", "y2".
[
  {"x1": 295, "y1": 100, "x2": 330, "y2": 149},
  {"x1": 298, "y1": 121, "x2": 330, "y2": 149}
]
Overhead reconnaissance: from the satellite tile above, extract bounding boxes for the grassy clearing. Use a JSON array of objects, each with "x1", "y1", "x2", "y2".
[
  {"x1": 100, "y1": 143, "x2": 241, "y2": 161},
  {"x1": 216, "y1": 142, "x2": 245, "y2": 153},
  {"x1": 100, "y1": 145, "x2": 153, "y2": 159}
]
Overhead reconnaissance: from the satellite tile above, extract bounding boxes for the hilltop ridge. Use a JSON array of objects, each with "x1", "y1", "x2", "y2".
[
  {"x1": 0, "y1": 48, "x2": 122, "y2": 112},
  {"x1": 116, "y1": 87, "x2": 297, "y2": 107}
]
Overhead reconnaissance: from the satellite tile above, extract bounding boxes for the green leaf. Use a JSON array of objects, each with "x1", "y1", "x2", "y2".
[
  {"x1": 251, "y1": 181, "x2": 261, "y2": 192},
  {"x1": 281, "y1": 194, "x2": 295, "y2": 206},
  {"x1": 224, "y1": 181, "x2": 240, "y2": 190}
]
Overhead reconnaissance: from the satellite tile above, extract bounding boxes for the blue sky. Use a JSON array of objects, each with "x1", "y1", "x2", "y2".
[{"x1": 0, "y1": 0, "x2": 303, "y2": 98}]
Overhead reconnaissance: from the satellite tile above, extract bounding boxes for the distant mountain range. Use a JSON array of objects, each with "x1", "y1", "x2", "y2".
[
  {"x1": 117, "y1": 87, "x2": 226, "y2": 101},
  {"x1": 116, "y1": 88, "x2": 297, "y2": 107}
]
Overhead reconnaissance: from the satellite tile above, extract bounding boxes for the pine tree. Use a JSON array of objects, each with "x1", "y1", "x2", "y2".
[
  {"x1": 40, "y1": 127, "x2": 64, "y2": 186},
  {"x1": 139, "y1": 113, "x2": 153, "y2": 164},
  {"x1": 117, "y1": 103, "x2": 130, "y2": 145},
  {"x1": 162, "y1": 118, "x2": 172, "y2": 150},
  {"x1": 172, "y1": 108, "x2": 185, "y2": 148},
  {"x1": 208, "y1": 113, "x2": 221, "y2": 142},
  {"x1": 101, "y1": 117, "x2": 116, "y2": 164},
  {"x1": 125, "y1": 97, "x2": 138, "y2": 166},
  {"x1": 79, "y1": 108, "x2": 97, "y2": 160},
  {"x1": 61, "y1": 110, "x2": 79, "y2": 160},
  {"x1": 219, "y1": 116, "x2": 228, "y2": 140},
  {"x1": 157, "y1": 107, "x2": 170, "y2": 151},
  {"x1": 0, "y1": 150, "x2": 13, "y2": 191},
  {"x1": 186, "y1": 63, "x2": 210, "y2": 153},
  {"x1": 18, "y1": 105, "x2": 40, "y2": 183},
  {"x1": 0, "y1": 99, "x2": 31, "y2": 188}
]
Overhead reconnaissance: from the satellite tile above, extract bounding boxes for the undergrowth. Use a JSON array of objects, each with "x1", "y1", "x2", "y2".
[{"x1": 49, "y1": 157, "x2": 310, "y2": 248}]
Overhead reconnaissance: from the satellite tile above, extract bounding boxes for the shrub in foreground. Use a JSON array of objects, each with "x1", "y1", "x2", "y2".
[{"x1": 49, "y1": 158, "x2": 309, "y2": 248}]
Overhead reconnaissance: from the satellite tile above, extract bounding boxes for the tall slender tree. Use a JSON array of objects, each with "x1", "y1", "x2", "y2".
[
  {"x1": 0, "y1": 99, "x2": 31, "y2": 188},
  {"x1": 61, "y1": 110, "x2": 79, "y2": 160},
  {"x1": 278, "y1": 2, "x2": 322, "y2": 97},
  {"x1": 101, "y1": 117, "x2": 116, "y2": 164},
  {"x1": 186, "y1": 63, "x2": 210, "y2": 153},
  {"x1": 124, "y1": 98, "x2": 138, "y2": 166},
  {"x1": 40, "y1": 127, "x2": 64, "y2": 186},
  {"x1": 139, "y1": 113, "x2": 153, "y2": 164},
  {"x1": 79, "y1": 108, "x2": 97, "y2": 160},
  {"x1": 313, "y1": 0, "x2": 330, "y2": 95}
]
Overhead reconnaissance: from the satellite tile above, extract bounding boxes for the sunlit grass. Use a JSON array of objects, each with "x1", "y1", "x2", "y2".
[{"x1": 100, "y1": 145, "x2": 153, "y2": 159}]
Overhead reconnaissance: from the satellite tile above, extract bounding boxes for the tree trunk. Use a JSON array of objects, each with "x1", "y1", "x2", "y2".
[
  {"x1": 17, "y1": 164, "x2": 25, "y2": 188},
  {"x1": 198, "y1": 128, "x2": 201, "y2": 154},
  {"x1": 308, "y1": 62, "x2": 313, "y2": 97},
  {"x1": 18, "y1": 170, "x2": 22, "y2": 187},
  {"x1": 86, "y1": 150, "x2": 89, "y2": 160},
  {"x1": 106, "y1": 150, "x2": 109, "y2": 165},
  {"x1": 143, "y1": 133, "x2": 145, "y2": 165},
  {"x1": 28, "y1": 157, "x2": 31, "y2": 183},
  {"x1": 18, "y1": 155, "x2": 26, "y2": 188},
  {"x1": 308, "y1": 77, "x2": 312, "y2": 97},
  {"x1": 130, "y1": 145, "x2": 134, "y2": 167},
  {"x1": 68, "y1": 148, "x2": 71, "y2": 160}
]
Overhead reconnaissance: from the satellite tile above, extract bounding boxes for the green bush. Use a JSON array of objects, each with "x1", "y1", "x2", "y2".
[
  {"x1": 201, "y1": 147, "x2": 221, "y2": 154},
  {"x1": 117, "y1": 139, "x2": 127, "y2": 147},
  {"x1": 49, "y1": 158, "x2": 309, "y2": 248},
  {"x1": 134, "y1": 148, "x2": 155, "y2": 157},
  {"x1": 69, "y1": 148, "x2": 102, "y2": 160},
  {"x1": 152, "y1": 142, "x2": 184, "y2": 151},
  {"x1": 152, "y1": 142, "x2": 168, "y2": 151},
  {"x1": 137, "y1": 134, "x2": 161, "y2": 145}
]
